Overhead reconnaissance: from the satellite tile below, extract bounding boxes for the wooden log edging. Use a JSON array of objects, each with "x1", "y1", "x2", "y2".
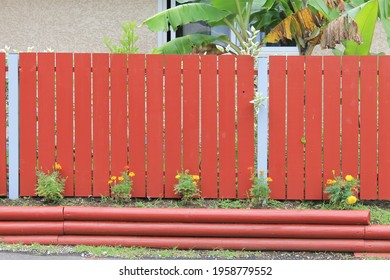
[{"x1": 1, "y1": 206, "x2": 390, "y2": 253}]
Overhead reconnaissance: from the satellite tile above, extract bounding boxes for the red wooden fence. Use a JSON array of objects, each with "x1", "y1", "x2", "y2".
[
  {"x1": 17, "y1": 53, "x2": 254, "y2": 199},
  {"x1": 268, "y1": 56, "x2": 390, "y2": 200}
]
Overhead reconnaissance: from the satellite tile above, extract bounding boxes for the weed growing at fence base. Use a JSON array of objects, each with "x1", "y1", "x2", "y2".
[{"x1": 35, "y1": 163, "x2": 66, "y2": 203}]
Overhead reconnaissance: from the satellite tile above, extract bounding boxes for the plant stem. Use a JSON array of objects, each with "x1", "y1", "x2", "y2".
[{"x1": 223, "y1": 18, "x2": 246, "y2": 50}]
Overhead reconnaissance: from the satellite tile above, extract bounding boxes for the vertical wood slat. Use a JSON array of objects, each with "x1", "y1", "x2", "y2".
[
  {"x1": 378, "y1": 56, "x2": 390, "y2": 199},
  {"x1": 341, "y1": 56, "x2": 359, "y2": 181},
  {"x1": 74, "y1": 54, "x2": 92, "y2": 196},
  {"x1": 218, "y1": 56, "x2": 236, "y2": 199},
  {"x1": 92, "y1": 53, "x2": 110, "y2": 196},
  {"x1": 128, "y1": 54, "x2": 146, "y2": 198},
  {"x1": 323, "y1": 56, "x2": 341, "y2": 196},
  {"x1": 237, "y1": 56, "x2": 254, "y2": 198},
  {"x1": 200, "y1": 55, "x2": 218, "y2": 198},
  {"x1": 19, "y1": 53, "x2": 37, "y2": 196},
  {"x1": 286, "y1": 56, "x2": 305, "y2": 200},
  {"x1": 164, "y1": 55, "x2": 182, "y2": 198},
  {"x1": 268, "y1": 56, "x2": 287, "y2": 199},
  {"x1": 146, "y1": 55, "x2": 164, "y2": 198},
  {"x1": 0, "y1": 53, "x2": 6, "y2": 196},
  {"x1": 183, "y1": 56, "x2": 200, "y2": 176},
  {"x1": 56, "y1": 53, "x2": 75, "y2": 196},
  {"x1": 110, "y1": 54, "x2": 128, "y2": 180},
  {"x1": 360, "y1": 56, "x2": 378, "y2": 200},
  {"x1": 37, "y1": 53, "x2": 55, "y2": 172},
  {"x1": 305, "y1": 56, "x2": 323, "y2": 199}
]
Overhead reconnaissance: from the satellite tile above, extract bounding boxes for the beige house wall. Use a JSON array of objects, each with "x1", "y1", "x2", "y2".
[{"x1": 0, "y1": 0, "x2": 157, "y2": 53}]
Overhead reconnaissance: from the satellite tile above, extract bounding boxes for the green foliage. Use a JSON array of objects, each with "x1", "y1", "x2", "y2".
[
  {"x1": 104, "y1": 21, "x2": 139, "y2": 54},
  {"x1": 324, "y1": 171, "x2": 359, "y2": 209},
  {"x1": 109, "y1": 167, "x2": 135, "y2": 201},
  {"x1": 249, "y1": 167, "x2": 271, "y2": 206},
  {"x1": 174, "y1": 170, "x2": 201, "y2": 202},
  {"x1": 35, "y1": 163, "x2": 66, "y2": 203}
]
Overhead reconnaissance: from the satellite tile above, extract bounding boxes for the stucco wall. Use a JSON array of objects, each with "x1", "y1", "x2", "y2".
[{"x1": 0, "y1": 0, "x2": 157, "y2": 53}]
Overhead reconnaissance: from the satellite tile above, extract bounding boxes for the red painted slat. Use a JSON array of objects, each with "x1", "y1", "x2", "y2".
[
  {"x1": 74, "y1": 54, "x2": 92, "y2": 196},
  {"x1": 218, "y1": 56, "x2": 236, "y2": 199},
  {"x1": 146, "y1": 55, "x2": 164, "y2": 198},
  {"x1": 341, "y1": 56, "x2": 359, "y2": 182},
  {"x1": 360, "y1": 56, "x2": 378, "y2": 200},
  {"x1": 110, "y1": 54, "x2": 128, "y2": 183},
  {"x1": 323, "y1": 56, "x2": 341, "y2": 196},
  {"x1": 128, "y1": 54, "x2": 146, "y2": 198},
  {"x1": 164, "y1": 55, "x2": 182, "y2": 198},
  {"x1": 268, "y1": 56, "x2": 287, "y2": 199},
  {"x1": 237, "y1": 56, "x2": 254, "y2": 198},
  {"x1": 378, "y1": 56, "x2": 390, "y2": 199},
  {"x1": 0, "y1": 53, "x2": 6, "y2": 196},
  {"x1": 183, "y1": 56, "x2": 200, "y2": 176},
  {"x1": 56, "y1": 53, "x2": 74, "y2": 196},
  {"x1": 37, "y1": 53, "x2": 55, "y2": 172},
  {"x1": 304, "y1": 56, "x2": 323, "y2": 200},
  {"x1": 19, "y1": 53, "x2": 37, "y2": 197},
  {"x1": 200, "y1": 55, "x2": 218, "y2": 198},
  {"x1": 286, "y1": 56, "x2": 305, "y2": 200},
  {"x1": 92, "y1": 54, "x2": 110, "y2": 196}
]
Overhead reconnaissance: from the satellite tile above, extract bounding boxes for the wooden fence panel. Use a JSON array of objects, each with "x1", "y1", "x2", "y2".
[
  {"x1": 92, "y1": 53, "x2": 110, "y2": 196},
  {"x1": 0, "y1": 53, "x2": 6, "y2": 196},
  {"x1": 304, "y1": 56, "x2": 323, "y2": 199},
  {"x1": 74, "y1": 54, "x2": 92, "y2": 196},
  {"x1": 378, "y1": 56, "x2": 390, "y2": 199},
  {"x1": 268, "y1": 56, "x2": 287, "y2": 199},
  {"x1": 286, "y1": 56, "x2": 305, "y2": 200},
  {"x1": 360, "y1": 56, "x2": 378, "y2": 200},
  {"x1": 19, "y1": 53, "x2": 37, "y2": 196},
  {"x1": 218, "y1": 56, "x2": 237, "y2": 199},
  {"x1": 56, "y1": 53, "x2": 74, "y2": 196}
]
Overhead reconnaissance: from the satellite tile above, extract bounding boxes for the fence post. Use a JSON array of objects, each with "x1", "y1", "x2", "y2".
[
  {"x1": 257, "y1": 56, "x2": 269, "y2": 175},
  {"x1": 8, "y1": 53, "x2": 19, "y2": 199}
]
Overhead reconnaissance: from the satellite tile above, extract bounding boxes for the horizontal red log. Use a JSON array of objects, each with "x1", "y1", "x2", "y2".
[
  {"x1": 365, "y1": 225, "x2": 390, "y2": 240},
  {"x1": 364, "y1": 240, "x2": 390, "y2": 253},
  {"x1": 0, "y1": 207, "x2": 64, "y2": 221},
  {"x1": 0, "y1": 222, "x2": 63, "y2": 235},
  {"x1": 63, "y1": 207, "x2": 370, "y2": 225},
  {"x1": 0, "y1": 235, "x2": 58, "y2": 245},
  {"x1": 64, "y1": 221, "x2": 365, "y2": 239}
]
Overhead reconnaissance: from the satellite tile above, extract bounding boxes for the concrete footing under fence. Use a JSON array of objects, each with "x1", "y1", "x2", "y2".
[{"x1": 1, "y1": 207, "x2": 390, "y2": 253}]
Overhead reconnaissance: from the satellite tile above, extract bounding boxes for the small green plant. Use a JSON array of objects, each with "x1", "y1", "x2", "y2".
[
  {"x1": 174, "y1": 170, "x2": 201, "y2": 202},
  {"x1": 35, "y1": 163, "x2": 66, "y2": 203},
  {"x1": 249, "y1": 167, "x2": 271, "y2": 207},
  {"x1": 104, "y1": 21, "x2": 139, "y2": 54},
  {"x1": 108, "y1": 166, "x2": 135, "y2": 201},
  {"x1": 324, "y1": 170, "x2": 359, "y2": 209}
]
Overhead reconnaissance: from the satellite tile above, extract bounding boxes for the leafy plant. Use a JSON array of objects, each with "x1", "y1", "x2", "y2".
[
  {"x1": 249, "y1": 167, "x2": 271, "y2": 207},
  {"x1": 174, "y1": 170, "x2": 201, "y2": 202},
  {"x1": 108, "y1": 166, "x2": 135, "y2": 201},
  {"x1": 324, "y1": 170, "x2": 359, "y2": 209},
  {"x1": 35, "y1": 163, "x2": 66, "y2": 203},
  {"x1": 104, "y1": 21, "x2": 139, "y2": 54}
]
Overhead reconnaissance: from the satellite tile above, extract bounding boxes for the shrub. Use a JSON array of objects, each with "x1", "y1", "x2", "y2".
[
  {"x1": 35, "y1": 163, "x2": 66, "y2": 203},
  {"x1": 324, "y1": 170, "x2": 359, "y2": 209},
  {"x1": 249, "y1": 167, "x2": 271, "y2": 207},
  {"x1": 174, "y1": 170, "x2": 201, "y2": 202},
  {"x1": 109, "y1": 166, "x2": 135, "y2": 201},
  {"x1": 104, "y1": 21, "x2": 139, "y2": 54}
]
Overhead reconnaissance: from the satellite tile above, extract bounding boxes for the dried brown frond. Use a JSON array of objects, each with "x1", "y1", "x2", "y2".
[{"x1": 325, "y1": 0, "x2": 346, "y2": 13}]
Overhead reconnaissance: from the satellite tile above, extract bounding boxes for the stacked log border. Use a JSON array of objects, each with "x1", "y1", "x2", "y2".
[{"x1": 1, "y1": 206, "x2": 390, "y2": 253}]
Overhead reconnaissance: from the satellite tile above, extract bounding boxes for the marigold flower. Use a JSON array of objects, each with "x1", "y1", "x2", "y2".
[
  {"x1": 259, "y1": 169, "x2": 265, "y2": 175},
  {"x1": 129, "y1": 172, "x2": 135, "y2": 177},
  {"x1": 108, "y1": 180, "x2": 113, "y2": 184},
  {"x1": 346, "y1": 195, "x2": 357, "y2": 205},
  {"x1": 54, "y1": 163, "x2": 62, "y2": 170},
  {"x1": 175, "y1": 175, "x2": 180, "y2": 179},
  {"x1": 111, "y1": 176, "x2": 117, "y2": 180},
  {"x1": 345, "y1": 175, "x2": 353, "y2": 182},
  {"x1": 118, "y1": 176, "x2": 124, "y2": 181},
  {"x1": 332, "y1": 180, "x2": 336, "y2": 184},
  {"x1": 192, "y1": 175, "x2": 200, "y2": 180},
  {"x1": 124, "y1": 165, "x2": 130, "y2": 170},
  {"x1": 326, "y1": 179, "x2": 333, "y2": 185},
  {"x1": 332, "y1": 169, "x2": 335, "y2": 175},
  {"x1": 266, "y1": 177, "x2": 273, "y2": 182}
]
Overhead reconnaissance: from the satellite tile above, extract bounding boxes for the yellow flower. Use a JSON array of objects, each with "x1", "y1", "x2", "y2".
[
  {"x1": 118, "y1": 176, "x2": 124, "y2": 181},
  {"x1": 259, "y1": 169, "x2": 265, "y2": 175},
  {"x1": 332, "y1": 180, "x2": 336, "y2": 184},
  {"x1": 54, "y1": 163, "x2": 62, "y2": 170},
  {"x1": 346, "y1": 195, "x2": 357, "y2": 205},
  {"x1": 326, "y1": 179, "x2": 333, "y2": 185},
  {"x1": 332, "y1": 169, "x2": 335, "y2": 175},
  {"x1": 192, "y1": 175, "x2": 200, "y2": 180},
  {"x1": 345, "y1": 175, "x2": 353, "y2": 182},
  {"x1": 108, "y1": 180, "x2": 113, "y2": 184},
  {"x1": 129, "y1": 172, "x2": 135, "y2": 177},
  {"x1": 266, "y1": 177, "x2": 273, "y2": 182},
  {"x1": 175, "y1": 175, "x2": 180, "y2": 179},
  {"x1": 111, "y1": 176, "x2": 117, "y2": 180}
]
